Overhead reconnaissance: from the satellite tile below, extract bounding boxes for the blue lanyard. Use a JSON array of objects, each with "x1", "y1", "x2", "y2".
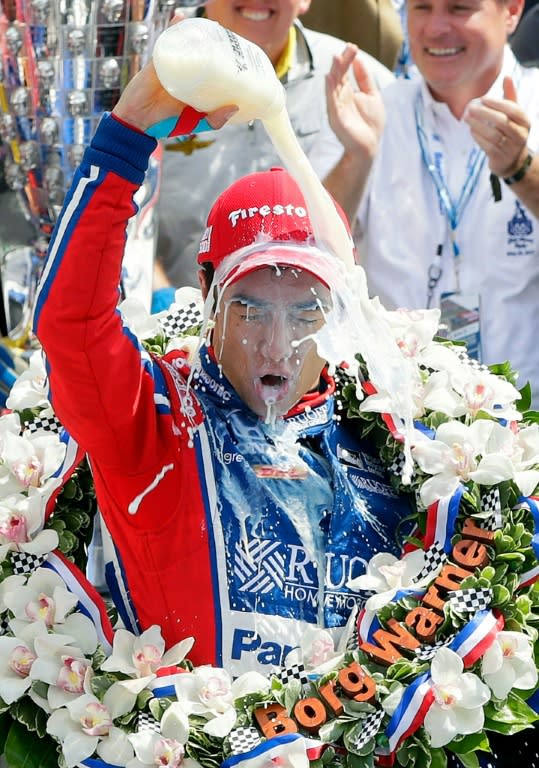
[{"x1": 415, "y1": 91, "x2": 487, "y2": 289}]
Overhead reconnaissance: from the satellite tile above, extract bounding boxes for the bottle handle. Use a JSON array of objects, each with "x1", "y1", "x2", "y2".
[{"x1": 145, "y1": 106, "x2": 212, "y2": 139}]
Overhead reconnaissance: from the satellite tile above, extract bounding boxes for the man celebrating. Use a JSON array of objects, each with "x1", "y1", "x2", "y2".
[
  {"x1": 33, "y1": 53, "x2": 409, "y2": 676},
  {"x1": 324, "y1": 0, "x2": 539, "y2": 402}
]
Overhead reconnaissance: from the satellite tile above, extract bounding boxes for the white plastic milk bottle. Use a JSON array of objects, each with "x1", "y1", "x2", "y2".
[{"x1": 152, "y1": 17, "x2": 354, "y2": 268}]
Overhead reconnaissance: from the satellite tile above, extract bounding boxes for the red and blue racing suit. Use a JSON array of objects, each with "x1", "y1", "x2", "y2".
[{"x1": 33, "y1": 113, "x2": 410, "y2": 676}]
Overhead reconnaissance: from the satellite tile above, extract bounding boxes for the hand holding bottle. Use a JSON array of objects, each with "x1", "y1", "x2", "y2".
[{"x1": 113, "y1": 16, "x2": 238, "y2": 137}]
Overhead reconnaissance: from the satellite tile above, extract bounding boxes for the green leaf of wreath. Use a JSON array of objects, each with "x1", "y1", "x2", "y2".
[{"x1": 3, "y1": 720, "x2": 60, "y2": 768}]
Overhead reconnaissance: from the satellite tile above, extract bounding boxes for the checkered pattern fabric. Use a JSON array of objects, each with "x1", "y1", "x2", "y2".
[
  {"x1": 414, "y1": 634, "x2": 456, "y2": 661},
  {"x1": 349, "y1": 710, "x2": 384, "y2": 751},
  {"x1": 10, "y1": 551, "x2": 47, "y2": 575},
  {"x1": 480, "y1": 488, "x2": 503, "y2": 530},
  {"x1": 416, "y1": 543, "x2": 447, "y2": 582},
  {"x1": 276, "y1": 662, "x2": 309, "y2": 687},
  {"x1": 389, "y1": 452, "x2": 408, "y2": 479},
  {"x1": 228, "y1": 727, "x2": 261, "y2": 755},
  {"x1": 158, "y1": 302, "x2": 203, "y2": 338},
  {"x1": 136, "y1": 712, "x2": 161, "y2": 734},
  {"x1": 448, "y1": 587, "x2": 492, "y2": 614},
  {"x1": 0, "y1": 615, "x2": 10, "y2": 636},
  {"x1": 23, "y1": 414, "x2": 62, "y2": 435},
  {"x1": 453, "y1": 347, "x2": 489, "y2": 372}
]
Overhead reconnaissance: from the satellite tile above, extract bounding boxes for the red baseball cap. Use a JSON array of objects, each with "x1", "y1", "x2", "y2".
[{"x1": 197, "y1": 167, "x2": 352, "y2": 287}]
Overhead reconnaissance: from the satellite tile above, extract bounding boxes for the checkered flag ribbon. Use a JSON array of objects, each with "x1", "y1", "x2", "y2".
[
  {"x1": 448, "y1": 587, "x2": 492, "y2": 614},
  {"x1": 416, "y1": 543, "x2": 447, "y2": 583},
  {"x1": 349, "y1": 710, "x2": 385, "y2": 751},
  {"x1": 23, "y1": 414, "x2": 62, "y2": 435},
  {"x1": 136, "y1": 712, "x2": 161, "y2": 734},
  {"x1": 453, "y1": 347, "x2": 490, "y2": 372},
  {"x1": 389, "y1": 451, "x2": 407, "y2": 479},
  {"x1": 158, "y1": 301, "x2": 203, "y2": 338},
  {"x1": 0, "y1": 615, "x2": 10, "y2": 636},
  {"x1": 228, "y1": 726, "x2": 262, "y2": 755},
  {"x1": 10, "y1": 551, "x2": 47, "y2": 575},
  {"x1": 414, "y1": 634, "x2": 456, "y2": 662},
  {"x1": 276, "y1": 661, "x2": 309, "y2": 688},
  {"x1": 480, "y1": 488, "x2": 503, "y2": 530}
]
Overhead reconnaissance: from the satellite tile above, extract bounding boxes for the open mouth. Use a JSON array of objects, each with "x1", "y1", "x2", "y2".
[
  {"x1": 426, "y1": 47, "x2": 464, "y2": 57},
  {"x1": 260, "y1": 374, "x2": 286, "y2": 387},
  {"x1": 238, "y1": 7, "x2": 273, "y2": 22},
  {"x1": 255, "y1": 374, "x2": 290, "y2": 403}
]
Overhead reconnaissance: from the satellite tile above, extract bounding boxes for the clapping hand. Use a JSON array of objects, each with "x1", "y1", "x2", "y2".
[
  {"x1": 463, "y1": 76, "x2": 530, "y2": 179},
  {"x1": 325, "y1": 43, "x2": 386, "y2": 162}
]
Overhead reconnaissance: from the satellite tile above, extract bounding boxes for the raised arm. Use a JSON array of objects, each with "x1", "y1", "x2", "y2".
[
  {"x1": 33, "y1": 49, "x2": 235, "y2": 468},
  {"x1": 323, "y1": 44, "x2": 386, "y2": 225},
  {"x1": 463, "y1": 76, "x2": 539, "y2": 218}
]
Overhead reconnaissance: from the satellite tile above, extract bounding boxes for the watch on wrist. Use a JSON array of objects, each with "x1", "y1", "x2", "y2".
[{"x1": 503, "y1": 151, "x2": 534, "y2": 186}]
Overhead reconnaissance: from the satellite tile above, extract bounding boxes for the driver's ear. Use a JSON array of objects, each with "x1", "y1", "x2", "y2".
[{"x1": 198, "y1": 268, "x2": 209, "y2": 300}]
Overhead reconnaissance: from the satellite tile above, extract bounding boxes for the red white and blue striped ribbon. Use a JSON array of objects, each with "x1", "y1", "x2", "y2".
[
  {"x1": 383, "y1": 609, "x2": 503, "y2": 752},
  {"x1": 448, "y1": 609, "x2": 504, "y2": 667},
  {"x1": 221, "y1": 734, "x2": 325, "y2": 768},
  {"x1": 384, "y1": 672, "x2": 435, "y2": 753},
  {"x1": 43, "y1": 550, "x2": 114, "y2": 654},
  {"x1": 148, "y1": 666, "x2": 187, "y2": 698},
  {"x1": 424, "y1": 485, "x2": 464, "y2": 553}
]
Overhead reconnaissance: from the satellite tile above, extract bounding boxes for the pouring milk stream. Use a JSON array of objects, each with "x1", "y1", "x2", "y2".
[
  {"x1": 152, "y1": 17, "x2": 417, "y2": 482},
  {"x1": 152, "y1": 17, "x2": 355, "y2": 268}
]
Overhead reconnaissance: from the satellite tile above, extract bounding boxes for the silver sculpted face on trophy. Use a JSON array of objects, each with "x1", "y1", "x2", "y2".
[
  {"x1": 99, "y1": 58, "x2": 121, "y2": 88},
  {"x1": 19, "y1": 141, "x2": 40, "y2": 172},
  {"x1": 30, "y1": 0, "x2": 51, "y2": 23},
  {"x1": 66, "y1": 89, "x2": 89, "y2": 117},
  {"x1": 10, "y1": 88, "x2": 30, "y2": 117},
  {"x1": 101, "y1": 0, "x2": 125, "y2": 23},
  {"x1": 40, "y1": 118, "x2": 59, "y2": 146},
  {"x1": 6, "y1": 26, "x2": 23, "y2": 56},
  {"x1": 67, "y1": 28, "x2": 87, "y2": 56},
  {"x1": 44, "y1": 165, "x2": 65, "y2": 204}
]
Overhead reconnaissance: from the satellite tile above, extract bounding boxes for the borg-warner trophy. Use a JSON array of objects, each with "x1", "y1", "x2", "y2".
[{"x1": 0, "y1": 0, "x2": 177, "y2": 371}]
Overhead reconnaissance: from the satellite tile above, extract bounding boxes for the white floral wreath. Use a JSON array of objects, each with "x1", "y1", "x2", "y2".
[{"x1": 0, "y1": 292, "x2": 537, "y2": 768}]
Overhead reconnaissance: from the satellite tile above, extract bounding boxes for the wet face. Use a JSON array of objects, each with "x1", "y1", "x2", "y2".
[
  {"x1": 211, "y1": 266, "x2": 330, "y2": 419},
  {"x1": 205, "y1": 0, "x2": 312, "y2": 65},
  {"x1": 407, "y1": 0, "x2": 523, "y2": 113}
]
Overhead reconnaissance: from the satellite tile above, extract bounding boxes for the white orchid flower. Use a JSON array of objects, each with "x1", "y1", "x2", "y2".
[
  {"x1": 348, "y1": 550, "x2": 436, "y2": 611},
  {"x1": 30, "y1": 632, "x2": 94, "y2": 709},
  {"x1": 119, "y1": 296, "x2": 162, "y2": 340},
  {"x1": 481, "y1": 631, "x2": 538, "y2": 700},
  {"x1": 384, "y1": 307, "x2": 442, "y2": 359},
  {"x1": 0, "y1": 412, "x2": 22, "y2": 449},
  {"x1": 97, "y1": 725, "x2": 135, "y2": 767},
  {"x1": 284, "y1": 625, "x2": 343, "y2": 676},
  {"x1": 0, "y1": 491, "x2": 58, "y2": 561},
  {"x1": 4, "y1": 567, "x2": 98, "y2": 654},
  {"x1": 0, "y1": 620, "x2": 50, "y2": 704},
  {"x1": 423, "y1": 647, "x2": 491, "y2": 748},
  {"x1": 100, "y1": 625, "x2": 194, "y2": 678},
  {"x1": 127, "y1": 702, "x2": 200, "y2": 768},
  {"x1": 412, "y1": 420, "x2": 515, "y2": 506},
  {"x1": 173, "y1": 665, "x2": 239, "y2": 737},
  {"x1": 0, "y1": 633, "x2": 39, "y2": 703},
  {"x1": 47, "y1": 691, "x2": 132, "y2": 768},
  {"x1": 0, "y1": 430, "x2": 66, "y2": 495},
  {"x1": 6, "y1": 351, "x2": 50, "y2": 411}
]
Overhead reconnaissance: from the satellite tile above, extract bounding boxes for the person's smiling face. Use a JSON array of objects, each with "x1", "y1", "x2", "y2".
[
  {"x1": 211, "y1": 265, "x2": 330, "y2": 419},
  {"x1": 205, "y1": 0, "x2": 312, "y2": 65},
  {"x1": 407, "y1": 0, "x2": 523, "y2": 116}
]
